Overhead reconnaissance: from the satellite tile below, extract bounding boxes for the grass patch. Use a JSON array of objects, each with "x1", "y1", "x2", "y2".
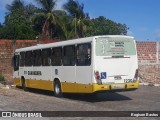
[{"x1": 0, "y1": 74, "x2": 6, "y2": 85}]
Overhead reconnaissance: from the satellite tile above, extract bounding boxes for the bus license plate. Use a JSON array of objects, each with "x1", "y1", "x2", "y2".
[
  {"x1": 114, "y1": 76, "x2": 122, "y2": 80},
  {"x1": 111, "y1": 84, "x2": 125, "y2": 89}
]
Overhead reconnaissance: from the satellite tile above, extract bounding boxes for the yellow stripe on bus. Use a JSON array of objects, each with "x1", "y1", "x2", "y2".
[
  {"x1": 14, "y1": 78, "x2": 139, "y2": 93},
  {"x1": 26, "y1": 79, "x2": 53, "y2": 91}
]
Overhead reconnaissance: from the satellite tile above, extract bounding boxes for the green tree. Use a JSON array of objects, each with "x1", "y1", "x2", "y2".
[
  {"x1": 0, "y1": 10, "x2": 37, "y2": 39},
  {"x1": 0, "y1": 23, "x2": 2, "y2": 29},
  {"x1": 53, "y1": 10, "x2": 75, "y2": 40},
  {"x1": 6, "y1": 0, "x2": 25, "y2": 13},
  {"x1": 0, "y1": 0, "x2": 129, "y2": 40},
  {"x1": 0, "y1": 0, "x2": 37, "y2": 39},
  {"x1": 63, "y1": 0, "x2": 89, "y2": 38},
  {"x1": 85, "y1": 16, "x2": 128, "y2": 37}
]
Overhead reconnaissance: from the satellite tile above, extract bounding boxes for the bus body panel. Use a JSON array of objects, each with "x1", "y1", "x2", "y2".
[
  {"x1": 13, "y1": 35, "x2": 139, "y2": 94},
  {"x1": 92, "y1": 36, "x2": 138, "y2": 92},
  {"x1": 60, "y1": 66, "x2": 78, "y2": 92},
  {"x1": 94, "y1": 56, "x2": 138, "y2": 84},
  {"x1": 76, "y1": 66, "x2": 93, "y2": 93}
]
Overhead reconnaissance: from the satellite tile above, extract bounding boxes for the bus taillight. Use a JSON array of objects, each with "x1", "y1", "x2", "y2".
[{"x1": 95, "y1": 71, "x2": 102, "y2": 84}]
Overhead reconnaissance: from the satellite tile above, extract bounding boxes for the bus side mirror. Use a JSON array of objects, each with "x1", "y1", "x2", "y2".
[{"x1": 12, "y1": 55, "x2": 20, "y2": 71}]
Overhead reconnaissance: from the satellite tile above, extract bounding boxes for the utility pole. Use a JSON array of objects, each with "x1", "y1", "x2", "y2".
[
  {"x1": 13, "y1": 40, "x2": 15, "y2": 54},
  {"x1": 156, "y1": 41, "x2": 159, "y2": 64}
]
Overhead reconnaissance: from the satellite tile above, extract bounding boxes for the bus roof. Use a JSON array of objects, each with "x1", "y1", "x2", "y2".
[{"x1": 15, "y1": 35, "x2": 134, "y2": 52}]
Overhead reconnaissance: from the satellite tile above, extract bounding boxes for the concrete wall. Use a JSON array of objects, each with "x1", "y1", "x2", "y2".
[
  {"x1": 0, "y1": 40, "x2": 160, "y2": 84},
  {"x1": 139, "y1": 64, "x2": 160, "y2": 84}
]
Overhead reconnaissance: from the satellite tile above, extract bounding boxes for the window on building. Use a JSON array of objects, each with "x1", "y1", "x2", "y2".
[
  {"x1": 51, "y1": 47, "x2": 62, "y2": 66},
  {"x1": 77, "y1": 43, "x2": 91, "y2": 66},
  {"x1": 63, "y1": 45, "x2": 75, "y2": 66},
  {"x1": 42, "y1": 48, "x2": 51, "y2": 66},
  {"x1": 33, "y1": 50, "x2": 42, "y2": 66}
]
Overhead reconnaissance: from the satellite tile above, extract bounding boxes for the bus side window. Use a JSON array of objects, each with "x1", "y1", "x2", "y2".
[
  {"x1": 25, "y1": 51, "x2": 33, "y2": 66},
  {"x1": 33, "y1": 50, "x2": 42, "y2": 66},
  {"x1": 20, "y1": 52, "x2": 25, "y2": 66},
  {"x1": 51, "y1": 47, "x2": 62, "y2": 66},
  {"x1": 42, "y1": 48, "x2": 51, "y2": 66},
  {"x1": 77, "y1": 43, "x2": 91, "y2": 66},
  {"x1": 13, "y1": 55, "x2": 19, "y2": 71},
  {"x1": 63, "y1": 45, "x2": 75, "y2": 66}
]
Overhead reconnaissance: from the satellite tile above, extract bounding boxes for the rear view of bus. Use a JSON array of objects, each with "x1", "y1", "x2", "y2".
[{"x1": 93, "y1": 35, "x2": 139, "y2": 92}]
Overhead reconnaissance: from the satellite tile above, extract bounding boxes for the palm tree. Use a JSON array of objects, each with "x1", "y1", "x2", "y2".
[
  {"x1": 6, "y1": 0, "x2": 25, "y2": 12},
  {"x1": 63, "y1": 0, "x2": 89, "y2": 38},
  {"x1": 33, "y1": 0, "x2": 57, "y2": 40},
  {"x1": 6, "y1": 0, "x2": 37, "y2": 25},
  {"x1": 53, "y1": 10, "x2": 75, "y2": 40},
  {"x1": 5, "y1": 0, "x2": 25, "y2": 24}
]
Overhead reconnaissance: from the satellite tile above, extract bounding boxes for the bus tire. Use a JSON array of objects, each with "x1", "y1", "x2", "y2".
[
  {"x1": 22, "y1": 78, "x2": 28, "y2": 91},
  {"x1": 54, "y1": 80, "x2": 62, "y2": 97}
]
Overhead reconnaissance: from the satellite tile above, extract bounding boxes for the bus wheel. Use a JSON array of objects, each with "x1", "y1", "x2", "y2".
[
  {"x1": 22, "y1": 78, "x2": 27, "y2": 91},
  {"x1": 54, "y1": 80, "x2": 62, "y2": 97}
]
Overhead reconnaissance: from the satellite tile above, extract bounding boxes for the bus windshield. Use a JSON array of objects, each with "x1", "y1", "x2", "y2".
[{"x1": 95, "y1": 37, "x2": 136, "y2": 56}]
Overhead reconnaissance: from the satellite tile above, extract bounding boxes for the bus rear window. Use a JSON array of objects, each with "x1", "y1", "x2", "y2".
[{"x1": 95, "y1": 37, "x2": 136, "y2": 56}]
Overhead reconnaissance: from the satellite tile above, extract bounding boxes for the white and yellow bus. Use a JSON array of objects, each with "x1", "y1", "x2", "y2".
[{"x1": 13, "y1": 35, "x2": 139, "y2": 97}]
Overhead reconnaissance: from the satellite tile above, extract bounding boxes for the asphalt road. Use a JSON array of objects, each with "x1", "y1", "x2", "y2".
[{"x1": 0, "y1": 85, "x2": 159, "y2": 120}]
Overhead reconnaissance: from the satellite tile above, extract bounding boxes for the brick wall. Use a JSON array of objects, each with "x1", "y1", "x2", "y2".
[
  {"x1": 136, "y1": 42, "x2": 157, "y2": 63},
  {"x1": 0, "y1": 40, "x2": 160, "y2": 84},
  {"x1": 0, "y1": 40, "x2": 37, "y2": 83},
  {"x1": 0, "y1": 39, "x2": 60, "y2": 83},
  {"x1": 136, "y1": 41, "x2": 160, "y2": 84}
]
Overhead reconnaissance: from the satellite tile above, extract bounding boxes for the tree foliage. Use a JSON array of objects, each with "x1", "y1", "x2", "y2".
[
  {"x1": 0, "y1": 0, "x2": 128, "y2": 40},
  {"x1": 0, "y1": 0, "x2": 37, "y2": 39},
  {"x1": 85, "y1": 16, "x2": 128, "y2": 37},
  {"x1": 33, "y1": 0, "x2": 57, "y2": 40},
  {"x1": 63, "y1": 0, "x2": 89, "y2": 38}
]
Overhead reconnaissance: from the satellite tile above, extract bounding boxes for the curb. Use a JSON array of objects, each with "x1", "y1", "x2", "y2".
[{"x1": 139, "y1": 83, "x2": 160, "y2": 87}]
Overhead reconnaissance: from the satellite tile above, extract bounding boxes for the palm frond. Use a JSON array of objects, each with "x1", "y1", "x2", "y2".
[
  {"x1": 35, "y1": 0, "x2": 56, "y2": 13},
  {"x1": 6, "y1": 0, "x2": 25, "y2": 12}
]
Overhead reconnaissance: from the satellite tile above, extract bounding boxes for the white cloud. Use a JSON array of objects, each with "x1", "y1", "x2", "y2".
[
  {"x1": 134, "y1": 27, "x2": 151, "y2": 41},
  {"x1": 0, "y1": 0, "x2": 14, "y2": 10},
  {"x1": 0, "y1": 0, "x2": 67, "y2": 23},
  {"x1": 0, "y1": 0, "x2": 14, "y2": 5},
  {"x1": 138, "y1": 27, "x2": 149, "y2": 33},
  {"x1": 127, "y1": 30, "x2": 134, "y2": 36},
  {"x1": 0, "y1": 0, "x2": 68, "y2": 11},
  {"x1": 0, "y1": 0, "x2": 35, "y2": 11},
  {"x1": 55, "y1": 0, "x2": 68, "y2": 10},
  {"x1": 153, "y1": 29, "x2": 160, "y2": 41}
]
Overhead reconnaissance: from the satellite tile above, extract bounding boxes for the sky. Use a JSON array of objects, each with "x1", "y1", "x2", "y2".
[{"x1": 0, "y1": 0, "x2": 160, "y2": 41}]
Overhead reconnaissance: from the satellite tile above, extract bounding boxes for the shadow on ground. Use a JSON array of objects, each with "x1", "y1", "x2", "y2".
[
  {"x1": 63, "y1": 92, "x2": 132, "y2": 102},
  {"x1": 16, "y1": 87, "x2": 132, "y2": 102}
]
